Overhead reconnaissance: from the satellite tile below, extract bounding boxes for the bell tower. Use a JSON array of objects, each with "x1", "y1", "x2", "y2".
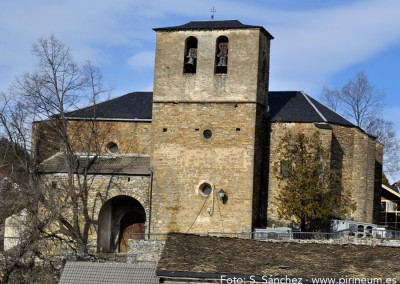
[{"x1": 150, "y1": 20, "x2": 273, "y2": 234}]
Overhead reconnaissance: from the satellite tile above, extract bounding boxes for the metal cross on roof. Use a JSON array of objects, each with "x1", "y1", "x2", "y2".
[{"x1": 211, "y1": 7, "x2": 216, "y2": 20}]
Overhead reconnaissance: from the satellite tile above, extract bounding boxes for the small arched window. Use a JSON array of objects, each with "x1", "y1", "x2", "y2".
[
  {"x1": 215, "y1": 36, "x2": 229, "y2": 74},
  {"x1": 184, "y1": 36, "x2": 198, "y2": 74}
]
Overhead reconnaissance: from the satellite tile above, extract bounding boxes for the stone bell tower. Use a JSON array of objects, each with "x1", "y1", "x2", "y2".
[{"x1": 149, "y1": 20, "x2": 273, "y2": 234}]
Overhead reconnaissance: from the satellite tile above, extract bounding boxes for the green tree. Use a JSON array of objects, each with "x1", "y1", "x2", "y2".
[{"x1": 273, "y1": 130, "x2": 355, "y2": 231}]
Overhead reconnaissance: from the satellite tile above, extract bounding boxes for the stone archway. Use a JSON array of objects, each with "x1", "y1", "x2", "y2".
[{"x1": 97, "y1": 195, "x2": 145, "y2": 253}]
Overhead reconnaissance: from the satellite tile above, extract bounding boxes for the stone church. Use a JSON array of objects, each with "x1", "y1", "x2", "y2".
[{"x1": 34, "y1": 20, "x2": 382, "y2": 252}]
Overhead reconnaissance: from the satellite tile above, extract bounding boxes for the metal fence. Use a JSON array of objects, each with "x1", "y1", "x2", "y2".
[
  {"x1": 253, "y1": 228, "x2": 400, "y2": 241},
  {"x1": 3, "y1": 228, "x2": 400, "y2": 256},
  {"x1": 128, "y1": 228, "x2": 400, "y2": 242}
]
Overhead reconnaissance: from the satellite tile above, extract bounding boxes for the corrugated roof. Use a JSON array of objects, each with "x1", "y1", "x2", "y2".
[
  {"x1": 157, "y1": 233, "x2": 400, "y2": 280},
  {"x1": 59, "y1": 261, "x2": 158, "y2": 284},
  {"x1": 153, "y1": 20, "x2": 274, "y2": 39},
  {"x1": 38, "y1": 153, "x2": 150, "y2": 175}
]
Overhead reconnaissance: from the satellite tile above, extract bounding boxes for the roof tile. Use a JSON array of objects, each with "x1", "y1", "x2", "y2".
[
  {"x1": 157, "y1": 233, "x2": 400, "y2": 279},
  {"x1": 59, "y1": 261, "x2": 158, "y2": 284}
]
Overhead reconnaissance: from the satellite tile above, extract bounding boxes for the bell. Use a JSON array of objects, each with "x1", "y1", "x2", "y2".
[
  {"x1": 186, "y1": 57, "x2": 195, "y2": 66},
  {"x1": 184, "y1": 55, "x2": 196, "y2": 73},
  {"x1": 217, "y1": 56, "x2": 227, "y2": 67}
]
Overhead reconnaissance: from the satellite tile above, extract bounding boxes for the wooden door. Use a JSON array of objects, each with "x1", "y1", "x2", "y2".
[{"x1": 119, "y1": 223, "x2": 145, "y2": 253}]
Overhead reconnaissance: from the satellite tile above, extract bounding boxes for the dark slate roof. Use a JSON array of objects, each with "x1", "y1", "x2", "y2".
[
  {"x1": 382, "y1": 184, "x2": 400, "y2": 201},
  {"x1": 38, "y1": 153, "x2": 150, "y2": 175},
  {"x1": 157, "y1": 233, "x2": 400, "y2": 280},
  {"x1": 154, "y1": 20, "x2": 274, "y2": 39},
  {"x1": 59, "y1": 261, "x2": 158, "y2": 284},
  {"x1": 65, "y1": 92, "x2": 152, "y2": 120},
  {"x1": 65, "y1": 91, "x2": 355, "y2": 128},
  {"x1": 268, "y1": 91, "x2": 355, "y2": 127},
  {"x1": 386, "y1": 184, "x2": 400, "y2": 194}
]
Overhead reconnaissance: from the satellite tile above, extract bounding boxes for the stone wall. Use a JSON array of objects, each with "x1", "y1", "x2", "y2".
[
  {"x1": 67, "y1": 120, "x2": 151, "y2": 156},
  {"x1": 33, "y1": 119, "x2": 151, "y2": 162},
  {"x1": 32, "y1": 121, "x2": 62, "y2": 162},
  {"x1": 330, "y1": 125, "x2": 381, "y2": 223},
  {"x1": 153, "y1": 28, "x2": 271, "y2": 105},
  {"x1": 151, "y1": 23, "x2": 271, "y2": 235},
  {"x1": 267, "y1": 122, "x2": 382, "y2": 227},
  {"x1": 267, "y1": 122, "x2": 333, "y2": 226},
  {"x1": 150, "y1": 102, "x2": 258, "y2": 234},
  {"x1": 41, "y1": 173, "x2": 150, "y2": 248},
  {"x1": 128, "y1": 240, "x2": 165, "y2": 262}
]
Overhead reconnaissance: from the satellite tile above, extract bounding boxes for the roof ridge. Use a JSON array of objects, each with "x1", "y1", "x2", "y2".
[
  {"x1": 305, "y1": 93, "x2": 359, "y2": 128},
  {"x1": 301, "y1": 91, "x2": 327, "y2": 122}
]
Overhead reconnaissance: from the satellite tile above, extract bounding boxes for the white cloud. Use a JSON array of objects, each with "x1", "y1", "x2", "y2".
[
  {"x1": 127, "y1": 51, "x2": 155, "y2": 70},
  {"x1": 262, "y1": 0, "x2": 400, "y2": 93},
  {"x1": 1, "y1": 0, "x2": 400, "y2": 97}
]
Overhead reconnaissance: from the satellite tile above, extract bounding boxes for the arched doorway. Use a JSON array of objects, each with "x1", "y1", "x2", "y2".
[{"x1": 97, "y1": 195, "x2": 145, "y2": 253}]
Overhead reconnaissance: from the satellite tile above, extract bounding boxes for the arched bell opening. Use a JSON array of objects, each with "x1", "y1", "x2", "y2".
[
  {"x1": 183, "y1": 36, "x2": 198, "y2": 74},
  {"x1": 215, "y1": 36, "x2": 229, "y2": 74},
  {"x1": 97, "y1": 195, "x2": 145, "y2": 253}
]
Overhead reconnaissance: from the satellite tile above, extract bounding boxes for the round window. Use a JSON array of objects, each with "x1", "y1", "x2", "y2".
[
  {"x1": 203, "y1": 130, "x2": 212, "y2": 139},
  {"x1": 200, "y1": 183, "x2": 212, "y2": 196},
  {"x1": 107, "y1": 142, "x2": 119, "y2": 153}
]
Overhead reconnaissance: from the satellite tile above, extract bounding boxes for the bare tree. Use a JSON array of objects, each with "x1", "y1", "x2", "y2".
[
  {"x1": 321, "y1": 85, "x2": 340, "y2": 113},
  {"x1": 0, "y1": 35, "x2": 112, "y2": 282},
  {"x1": 321, "y1": 71, "x2": 400, "y2": 181},
  {"x1": 365, "y1": 118, "x2": 400, "y2": 178},
  {"x1": 322, "y1": 72, "x2": 384, "y2": 129}
]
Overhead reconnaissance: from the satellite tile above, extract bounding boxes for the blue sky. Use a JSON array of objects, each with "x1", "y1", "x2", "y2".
[{"x1": 1, "y1": 1, "x2": 400, "y2": 131}]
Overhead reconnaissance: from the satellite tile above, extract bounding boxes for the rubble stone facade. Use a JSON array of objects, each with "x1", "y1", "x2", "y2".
[
  {"x1": 150, "y1": 26, "x2": 271, "y2": 234},
  {"x1": 267, "y1": 122, "x2": 382, "y2": 226},
  {"x1": 32, "y1": 20, "x2": 382, "y2": 252}
]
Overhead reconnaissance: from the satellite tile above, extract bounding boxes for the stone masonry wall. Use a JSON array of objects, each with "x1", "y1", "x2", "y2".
[
  {"x1": 32, "y1": 121, "x2": 63, "y2": 162},
  {"x1": 331, "y1": 125, "x2": 380, "y2": 223},
  {"x1": 67, "y1": 120, "x2": 151, "y2": 155},
  {"x1": 330, "y1": 124, "x2": 355, "y2": 218},
  {"x1": 267, "y1": 122, "x2": 333, "y2": 227},
  {"x1": 41, "y1": 173, "x2": 150, "y2": 247},
  {"x1": 150, "y1": 102, "x2": 258, "y2": 234},
  {"x1": 34, "y1": 120, "x2": 151, "y2": 162},
  {"x1": 128, "y1": 240, "x2": 165, "y2": 262},
  {"x1": 153, "y1": 29, "x2": 270, "y2": 105},
  {"x1": 267, "y1": 122, "x2": 381, "y2": 227},
  {"x1": 151, "y1": 27, "x2": 271, "y2": 234}
]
